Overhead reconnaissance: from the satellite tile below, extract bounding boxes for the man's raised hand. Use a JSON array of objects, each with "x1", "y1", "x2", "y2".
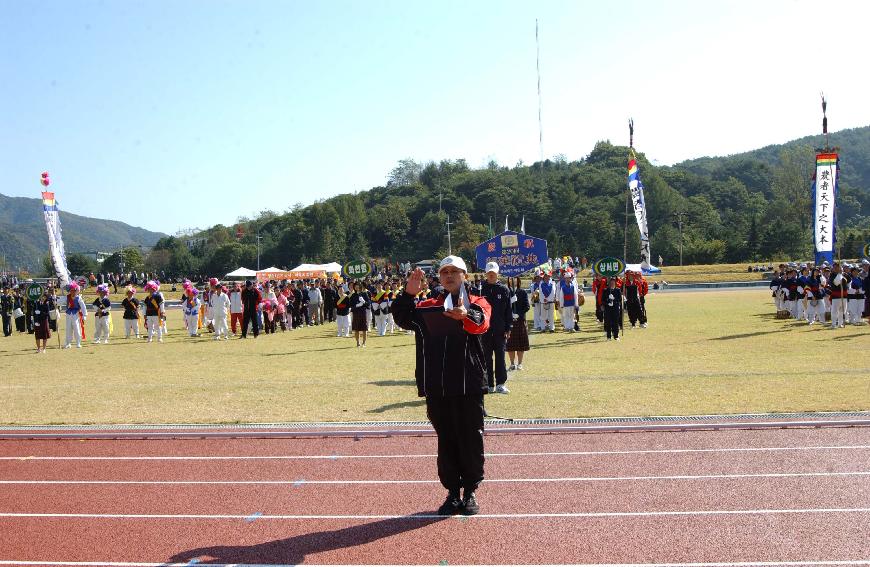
[{"x1": 405, "y1": 267, "x2": 425, "y2": 296}]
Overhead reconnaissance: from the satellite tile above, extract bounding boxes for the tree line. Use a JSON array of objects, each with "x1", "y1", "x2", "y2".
[{"x1": 56, "y1": 135, "x2": 870, "y2": 278}]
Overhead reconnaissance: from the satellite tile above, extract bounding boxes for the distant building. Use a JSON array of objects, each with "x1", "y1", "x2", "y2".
[
  {"x1": 185, "y1": 237, "x2": 207, "y2": 250},
  {"x1": 84, "y1": 251, "x2": 112, "y2": 263}
]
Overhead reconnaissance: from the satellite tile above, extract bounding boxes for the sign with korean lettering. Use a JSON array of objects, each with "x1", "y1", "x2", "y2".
[
  {"x1": 812, "y1": 153, "x2": 838, "y2": 266},
  {"x1": 593, "y1": 257, "x2": 625, "y2": 277},
  {"x1": 475, "y1": 231, "x2": 548, "y2": 277},
  {"x1": 342, "y1": 261, "x2": 371, "y2": 278},
  {"x1": 256, "y1": 270, "x2": 325, "y2": 282}
]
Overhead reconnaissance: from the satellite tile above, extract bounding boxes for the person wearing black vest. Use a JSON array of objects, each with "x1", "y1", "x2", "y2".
[{"x1": 477, "y1": 262, "x2": 513, "y2": 394}]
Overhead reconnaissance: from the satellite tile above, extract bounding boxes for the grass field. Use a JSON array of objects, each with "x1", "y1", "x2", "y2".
[{"x1": 1, "y1": 289, "x2": 867, "y2": 425}]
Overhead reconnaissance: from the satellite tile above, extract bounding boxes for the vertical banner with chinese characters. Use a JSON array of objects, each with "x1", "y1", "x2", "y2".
[
  {"x1": 42, "y1": 191, "x2": 71, "y2": 287},
  {"x1": 812, "y1": 153, "x2": 838, "y2": 265},
  {"x1": 628, "y1": 157, "x2": 651, "y2": 267}
]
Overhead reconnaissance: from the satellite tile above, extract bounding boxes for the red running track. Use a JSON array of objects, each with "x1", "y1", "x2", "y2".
[{"x1": 0, "y1": 424, "x2": 868, "y2": 565}]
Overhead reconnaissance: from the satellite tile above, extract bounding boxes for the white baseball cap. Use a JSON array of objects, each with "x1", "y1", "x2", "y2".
[
  {"x1": 485, "y1": 261, "x2": 500, "y2": 274},
  {"x1": 439, "y1": 255, "x2": 468, "y2": 273}
]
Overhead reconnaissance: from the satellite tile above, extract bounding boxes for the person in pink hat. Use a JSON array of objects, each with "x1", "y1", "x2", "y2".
[
  {"x1": 91, "y1": 283, "x2": 112, "y2": 344},
  {"x1": 142, "y1": 281, "x2": 164, "y2": 343},
  {"x1": 63, "y1": 282, "x2": 87, "y2": 348}
]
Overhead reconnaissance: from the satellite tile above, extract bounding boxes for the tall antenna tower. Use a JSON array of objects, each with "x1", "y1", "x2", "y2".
[{"x1": 536, "y1": 19, "x2": 544, "y2": 163}]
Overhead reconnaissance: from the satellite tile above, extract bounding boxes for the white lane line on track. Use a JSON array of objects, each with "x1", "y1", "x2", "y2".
[
  {"x1": 2, "y1": 445, "x2": 869, "y2": 461},
  {"x1": 1, "y1": 563, "x2": 869, "y2": 567},
  {"x1": 1, "y1": 508, "x2": 869, "y2": 520},
  {"x1": 1, "y1": 471, "x2": 869, "y2": 485}
]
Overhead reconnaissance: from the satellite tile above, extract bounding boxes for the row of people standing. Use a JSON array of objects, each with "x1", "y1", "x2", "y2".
[{"x1": 769, "y1": 260, "x2": 868, "y2": 327}]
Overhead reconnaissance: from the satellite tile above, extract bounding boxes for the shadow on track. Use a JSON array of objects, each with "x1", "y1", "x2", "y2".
[{"x1": 165, "y1": 513, "x2": 446, "y2": 564}]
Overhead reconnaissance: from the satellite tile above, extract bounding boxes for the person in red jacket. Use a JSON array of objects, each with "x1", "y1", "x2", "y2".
[{"x1": 391, "y1": 255, "x2": 491, "y2": 516}]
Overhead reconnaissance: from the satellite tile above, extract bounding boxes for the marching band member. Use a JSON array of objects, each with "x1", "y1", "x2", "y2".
[
  {"x1": 373, "y1": 282, "x2": 388, "y2": 336},
  {"x1": 143, "y1": 281, "x2": 164, "y2": 343},
  {"x1": 623, "y1": 271, "x2": 643, "y2": 329},
  {"x1": 557, "y1": 269, "x2": 579, "y2": 332},
  {"x1": 804, "y1": 267, "x2": 824, "y2": 325},
  {"x1": 783, "y1": 268, "x2": 798, "y2": 318},
  {"x1": 796, "y1": 265, "x2": 810, "y2": 321},
  {"x1": 529, "y1": 273, "x2": 543, "y2": 331},
  {"x1": 827, "y1": 262, "x2": 848, "y2": 328},
  {"x1": 602, "y1": 276, "x2": 623, "y2": 341},
  {"x1": 847, "y1": 265, "x2": 865, "y2": 325},
  {"x1": 91, "y1": 283, "x2": 112, "y2": 344},
  {"x1": 593, "y1": 274, "x2": 608, "y2": 323},
  {"x1": 385, "y1": 282, "x2": 397, "y2": 334},
  {"x1": 63, "y1": 282, "x2": 87, "y2": 349},
  {"x1": 210, "y1": 284, "x2": 231, "y2": 339},
  {"x1": 538, "y1": 271, "x2": 556, "y2": 332},
  {"x1": 335, "y1": 287, "x2": 351, "y2": 337},
  {"x1": 121, "y1": 286, "x2": 140, "y2": 338},
  {"x1": 182, "y1": 288, "x2": 201, "y2": 337}
]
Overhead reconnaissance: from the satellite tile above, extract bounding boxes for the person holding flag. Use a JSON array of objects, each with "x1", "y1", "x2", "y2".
[{"x1": 63, "y1": 282, "x2": 87, "y2": 349}]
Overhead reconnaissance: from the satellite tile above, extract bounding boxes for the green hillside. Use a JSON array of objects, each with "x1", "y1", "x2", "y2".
[{"x1": 0, "y1": 193, "x2": 166, "y2": 272}]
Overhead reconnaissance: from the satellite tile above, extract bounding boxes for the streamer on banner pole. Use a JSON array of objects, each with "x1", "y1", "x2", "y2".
[
  {"x1": 40, "y1": 173, "x2": 71, "y2": 288},
  {"x1": 812, "y1": 94, "x2": 838, "y2": 266}
]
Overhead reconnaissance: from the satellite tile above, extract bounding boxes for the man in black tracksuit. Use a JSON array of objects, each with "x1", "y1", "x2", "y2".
[
  {"x1": 476, "y1": 262, "x2": 513, "y2": 394},
  {"x1": 391, "y1": 256, "x2": 491, "y2": 516},
  {"x1": 240, "y1": 280, "x2": 261, "y2": 338}
]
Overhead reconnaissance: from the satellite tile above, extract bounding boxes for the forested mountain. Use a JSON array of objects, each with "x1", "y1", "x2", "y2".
[
  {"x1": 7, "y1": 126, "x2": 870, "y2": 277},
  {"x1": 0, "y1": 193, "x2": 165, "y2": 272},
  {"x1": 176, "y1": 126, "x2": 869, "y2": 276}
]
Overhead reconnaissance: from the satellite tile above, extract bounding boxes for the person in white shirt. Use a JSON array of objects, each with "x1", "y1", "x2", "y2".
[
  {"x1": 308, "y1": 283, "x2": 323, "y2": 325},
  {"x1": 229, "y1": 283, "x2": 243, "y2": 335},
  {"x1": 209, "y1": 285, "x2": 231, "y2": 340},
  {"x1": 538, "y1": 272, "x2": 556, "y2": 332}
]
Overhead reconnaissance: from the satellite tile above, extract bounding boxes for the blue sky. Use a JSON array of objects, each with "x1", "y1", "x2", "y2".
[{"x1": 2, "y1": 0, "x2": 869, "y2": 235}]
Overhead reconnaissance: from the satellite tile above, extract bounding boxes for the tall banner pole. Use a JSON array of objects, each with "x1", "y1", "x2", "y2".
[
  {"x1": 627, "y1": 119, "x2": 651, "y2": 269},
  {"x1": 812, "y1": 95, "x2": 838, "y2": 266}
]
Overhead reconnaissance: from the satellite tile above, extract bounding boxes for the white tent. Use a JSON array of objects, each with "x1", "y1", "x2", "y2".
[
  {"x1": 225, "y1": 267, "x2": 257, "y2": 278},
  {"x1": 290, "y1": 262, "x2": 343, "y2": 273}
]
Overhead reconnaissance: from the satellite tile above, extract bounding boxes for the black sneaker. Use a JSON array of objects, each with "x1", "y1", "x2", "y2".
[
  {"x1": 462, "y1": 491, "x2": 479, "y2": 516},
  {"x1": 437, "y1": 492, "x2": 463, "y2": 516}
]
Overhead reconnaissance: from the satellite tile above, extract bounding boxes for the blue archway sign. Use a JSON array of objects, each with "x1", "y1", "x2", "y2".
[{"x1": 475, "y1": 231, "x2": 548, "y2": 277}]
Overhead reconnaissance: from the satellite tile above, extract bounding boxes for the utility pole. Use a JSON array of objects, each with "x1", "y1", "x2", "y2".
[
  {"x1": 446, "y1": 215, "x2": 454, "y2": 256},
  {"x1": 673, "y1": 211, "x2": 688, "y2": 266},
  {"x1": 256, "y1": 231, "x2": 262, "y2": 270}
]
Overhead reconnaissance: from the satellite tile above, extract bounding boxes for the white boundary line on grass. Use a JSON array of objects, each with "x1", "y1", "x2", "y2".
[
  {"x1": 0, "y1": 562, "x2": 868, "y2": 567},
  {"x1": 1, "y1": 507, "x2": 869, "y2": 520},
  {"x1": 3, "y1": 445, "x2": 869, "y2": 461},
  {"x1": 1, "y1": 471, "x2": 868, "y2": 485}
]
